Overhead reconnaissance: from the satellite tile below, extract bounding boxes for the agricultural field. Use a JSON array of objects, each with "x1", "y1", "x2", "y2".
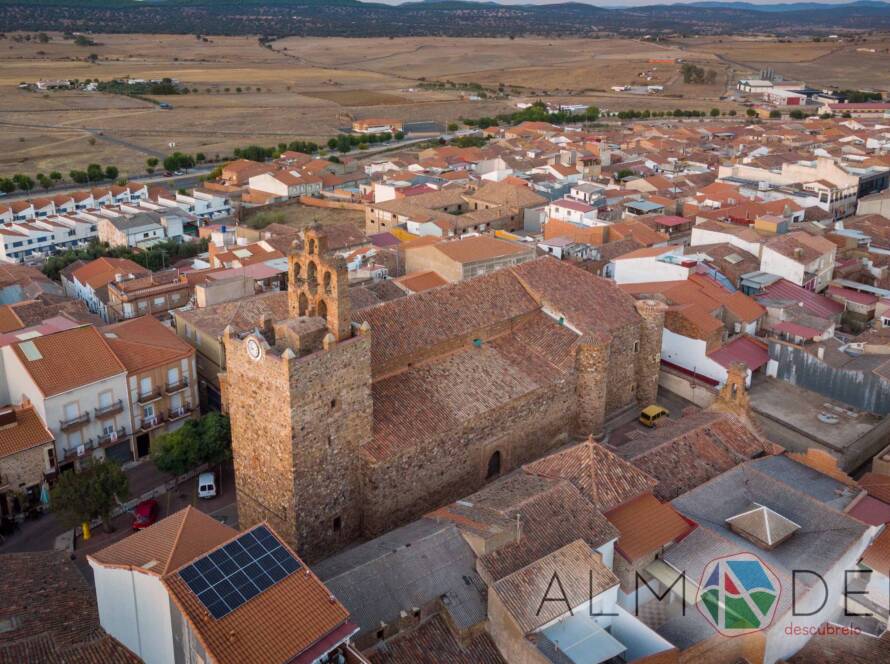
[
  {"x1": 9, "y1": 32, "x2": 860, "y2": 180},
  {"x1": 679, "y1": 35, "x2": 890, "y2": 89}
]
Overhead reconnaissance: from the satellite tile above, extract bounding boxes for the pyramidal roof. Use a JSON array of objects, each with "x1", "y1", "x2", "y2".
[
  {"x1": 523, "y1": 437, "x2": 657, "y2": 512},
  {"x1": 89, "y1": 505, "x2": 237, "y2": 576},
  {"x1": 726, "y1": 503, "x2": 801, "y2": 549}
]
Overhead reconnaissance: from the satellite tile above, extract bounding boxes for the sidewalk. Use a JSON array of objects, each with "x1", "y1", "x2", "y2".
[{"x1": 0, "y1": 459, "x2": 237, "y2": 585}]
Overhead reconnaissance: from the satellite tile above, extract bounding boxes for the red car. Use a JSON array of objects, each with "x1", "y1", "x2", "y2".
[{"x1": 131, "y1": 499, "x2": 160, "y2": 530}]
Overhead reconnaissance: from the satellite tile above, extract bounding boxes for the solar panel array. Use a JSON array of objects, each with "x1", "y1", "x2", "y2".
[{"x1": 178, "y1": 525, "x2": 301, "y2": 619}]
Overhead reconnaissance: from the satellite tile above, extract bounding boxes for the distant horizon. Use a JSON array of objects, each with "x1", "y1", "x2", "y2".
[{"x1": 365, "y1": 0, "x2": 890, "y2": 6}]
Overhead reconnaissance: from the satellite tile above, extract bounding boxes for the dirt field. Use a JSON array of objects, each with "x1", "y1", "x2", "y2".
[
  {"x1": 678, "y1": 35, "x2": 890, "y2": 89},
  {"x1": 5, "y1": 32, "x2": 886, "y2": 180}
]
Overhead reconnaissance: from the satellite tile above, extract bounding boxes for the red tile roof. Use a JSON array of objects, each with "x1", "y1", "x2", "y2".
[
  {"x1": 708, "y1": 335, "x2": 769, "y2": 372},
  {"x1": 605, "y1": 493, "x2": 693, "y2": 562},
  {"x1": 12, "y1": 326, "x2": 127, "y2": 397},
  {"x1": 524, "y1": 437, "x2": 656, "y2": 512}
]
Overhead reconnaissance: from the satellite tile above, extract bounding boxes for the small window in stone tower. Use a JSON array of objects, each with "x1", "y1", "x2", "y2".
[
  {"x1": 333, "y1": 516, "x2": 342, "y2": 532},
  {"x1": 634, "y1": 341, "x2": 640, "y2": 353}
]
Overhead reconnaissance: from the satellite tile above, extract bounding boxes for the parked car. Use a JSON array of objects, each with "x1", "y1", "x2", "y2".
[
  {"x1": 639, "y1": 404, "x2": 669, "y2": 428},
  {"x1": 197, "y1": 471, "x2": 217, "y2": 499},
  {"x1": 131, "y1": 498, "x2": 159, "y2": 530}
]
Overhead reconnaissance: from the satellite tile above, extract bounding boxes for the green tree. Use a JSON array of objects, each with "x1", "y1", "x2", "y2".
[
  {"x1": 146, "y1": 157, "x2": 159, "y2": 170},
  {"x1": 86, "y1": 163, "x2": 104, "y2": 181},
  {"x1": 104, "y1": 165, "x2": 119, "y2": 180},
  {"x1": 49, "y1": 171, "x2": 62, "y2": 181},
  {"x1": 769, "y1": 110, "x2": 782, "y2": 119},
  {"x1": 14, "y1": 175, "x2": 34, "y2": 192},
  {"x1": 0, "y1": 178, "x2": 14, "y2": 194},
  {"x1": 447, "y1": 122, "x2": 459, "y2": 131},
  {"x1": 38, "y1": 174, "x2": 52, "y2": 189},
  {"x1": 50, "y1": 459, "x2": 129, "y2": 533},
  {"x1": 69, "y1": 170, "x2": 88, "y2": 184},
  {"x1": 789, "y1": 109, "x2": 806, "y2": 120},
  {"x1": 746, "y1": 108, "x2": 757, "y2": 118},
  {"x1": 394, "y1": 130, "x2": 405, "y2": 140},
  {"x1": 151, "y1": 413, "x2": 232, "y2": 481},
  {"x1": 616, "y1": 168, "x2": 636, "y2": 180},
  {"x1": 728, "y1": 110, "x2": 737, "y2": 117},
  {"x1": 710, "y1": 107, "x2": 720, "y2": 117}
]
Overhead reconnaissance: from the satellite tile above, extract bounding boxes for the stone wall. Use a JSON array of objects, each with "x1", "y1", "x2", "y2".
[
  {"x1": 226, "y1": 328, "x2": 372, "y2": 562},
  {"x1": 0, "y1": 445, "x2": 48, "y2": 497},
  {"x1": 225, "y1": 332, "x2": 300, "y2": 548},
  {"x1": 361, "y1": 379, "x2": 575, "y2": 536},
  {"x1": 635, "y1": 300, "x2": 667, "y2": 406},
  {"x1": 286, "y1": 334, "x2": 371, "y2": 560},
  {"x1": 605, "y1": 323, "x2": 644, "y2": 415}
]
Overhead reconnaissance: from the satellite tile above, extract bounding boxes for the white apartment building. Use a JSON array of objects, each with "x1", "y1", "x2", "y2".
[{"x1": 0, "y1": 325, "x2": 133, "y2": 471}]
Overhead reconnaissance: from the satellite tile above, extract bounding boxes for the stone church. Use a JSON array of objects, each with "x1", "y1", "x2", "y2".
[{"x1": 223, "y1": 228, "x2": 665, "y2": 561}]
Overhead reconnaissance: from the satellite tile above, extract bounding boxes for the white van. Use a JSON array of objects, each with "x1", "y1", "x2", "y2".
[{"x1": 198, "y1": 471, "x2": 217, "y2": 499}]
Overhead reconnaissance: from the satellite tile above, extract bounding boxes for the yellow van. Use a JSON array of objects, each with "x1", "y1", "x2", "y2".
[{"x1": 640, "y1": 405, "x2": 669, "y2": 428}]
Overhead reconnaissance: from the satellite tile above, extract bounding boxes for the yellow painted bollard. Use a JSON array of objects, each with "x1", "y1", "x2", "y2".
[{"x1": 82, "y1": 521, "x2": 91, "y2": 541}]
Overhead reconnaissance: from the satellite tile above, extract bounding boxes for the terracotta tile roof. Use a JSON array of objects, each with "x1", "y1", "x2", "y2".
[
  {"x1": 492, "y1": 539, "x2": 617, "y2": 634},
  {"x1": 859, "y1": 472, "x2": 890, "y2": 504},
  {"x1": 392, "y1": 270, "x2": 448, "y2": 293},
  {"x1": 70, "y1": 257, "x2": 148, "y2": 290},
  {"x1": 708, "y1": 335, "x2": 769, "y2": 372},
  {"x1": 465, "y1": 181, "x2": 548, "y2": 208},
  {"x1": 618, "y1": 411, "x2": 779, "y2": 501},
  {"x1": 102, "y1": 315, "x2": 194, "y2": 374},
  {"x1": 177, "y1": 290, "x2": 289, "y2": 338},
  {"x1": 861, "y1": 525, "x2": 890, "y2": 576},
  {"x1": 367, "y1": 614, "x2": 506, "y2": 664},
  {"x1": 524, "y1": 437, "x2": 656, "y2": 512},
  {"x1": 478, "y1": 481, "x2": 619, "y2": 582},
  {"x1": 433, "y1": 235, "x2": 532, "y2": 263},
  {"x1": 0, "y1": 404, "x2": 54, "y2": 459},
  {"x1": 612, "y1": 245, "x2": 673, "y2": 260},
  {"x1": 512, "y1": 257, "x2": 643, "y2": 337},
  {"x1": 0, "y1": 306, "x2": 24, "y2": 333},
  {"x1": 11, "y1": 326, "x2": 126, "y2": 397},
  {"x1": 89, "y1": 506, "x2": 237, "y2": 576},
  {"x1": 368, "y1": 312, "x2": 579, "y2": 461},
  {"x1": 605, "y1": 493, "x2": 693, "y2": 563},
  {"x1": 0, "y1": 550, "x2": 139, "y2": 664},
  {"x1": 163, "y1": 524, "x2": 351, "y2": 664},
  {"x1": 354, "y1": 267, "x2": 540, "y2": 373}
]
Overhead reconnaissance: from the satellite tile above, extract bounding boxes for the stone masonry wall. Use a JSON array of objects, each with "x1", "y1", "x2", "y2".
[
  {"x1": 286, "y1": 335, "x2": 371, "y2": 561},
  {"x1": 635, "y1": 300, "x2": 667, "y2": 406},
  {"x1": 0, "y1": 445, "x2": 47, "y2": 496},
  {"x1": 575, "y1": 340, "x2": 610, "y2": 436},
  {"x1": 361, "y1": 377, "x2": 575, "y2": 536},
  {"x1": 224, "y1": 333, "x2": 299, "y2": 547},
  {"x1": 605, "y1": 322, "x2": 644, "y2": 415}
]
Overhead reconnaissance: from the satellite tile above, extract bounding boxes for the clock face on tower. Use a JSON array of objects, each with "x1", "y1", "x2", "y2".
[{"x1": 246, "y1": 336, "x2": 262, "y2": 362}]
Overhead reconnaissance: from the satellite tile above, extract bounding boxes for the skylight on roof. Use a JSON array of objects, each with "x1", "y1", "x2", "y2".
[
  {"x1": 725, "y1": 253, "x2": 744, "y2": 265},
  {"x1": 14, "y1": 331, "x2": 42, "y2": 341},
  {"x1": 19, "y1": 341, "x2": 42, "y2": 361}
]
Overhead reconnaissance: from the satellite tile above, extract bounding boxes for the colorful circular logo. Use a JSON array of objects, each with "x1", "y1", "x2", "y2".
[{"x1": 696, "y1": 553, "x2": 781, "y2": 637}]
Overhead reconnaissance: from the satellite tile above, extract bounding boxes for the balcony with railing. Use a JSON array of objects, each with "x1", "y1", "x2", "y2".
[
  {"x1": 97, "y1": 426, "x2": 129, "y2": 447},
  {"x1": 164, "y1": 376, "x2": 190, "y2": 395},
  {"x1": 59, "y1": 411, "x2": 90, "y2": 433},
  {"x1": 94, "y1": 399, "x2": 124, "y2": 419},
  {"x1": 60, "y1": 438, "x2": 96, "y2": 462},
  {"x1": 140, "y1": 413, "x2": 166, "y2": 431},
  {"x1": 168, "y1": 403, "x2": 193, "y2": 421},
  {"x1": 136, "y1": 387, "x2": 163, "y2": 406}
]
